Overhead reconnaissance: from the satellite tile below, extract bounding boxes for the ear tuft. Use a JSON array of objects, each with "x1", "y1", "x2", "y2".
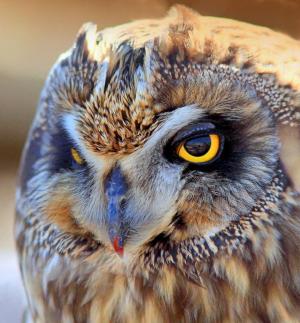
[
  {"x1": 71, "y1": 23, "x2": 98, "y2": 65},
  {"x1": 167, "y1": 4, "x2": 201, "y2": 21}
]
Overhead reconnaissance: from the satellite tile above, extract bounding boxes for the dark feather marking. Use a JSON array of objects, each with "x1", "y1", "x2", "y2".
[
  {"x1": 19, "y1": 127, "x2": 44, "y2": 192},
  {"x1": 71, "y1": 30, "x2": 90, "y2": 66},
  {"x1": 170, "y1": 213, "x2": 186, "y2": 230}
]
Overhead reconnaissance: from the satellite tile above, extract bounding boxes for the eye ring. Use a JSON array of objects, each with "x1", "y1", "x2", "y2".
[
  {"x1": 176, "y1": 134, "x2": 221, "y2": 164},
  {"x1": 71, "y1": 148, "x2": 85, "y2": 165}
]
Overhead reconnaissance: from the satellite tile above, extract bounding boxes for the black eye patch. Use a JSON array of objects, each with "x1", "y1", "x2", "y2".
[{"x1": 49, "y1": 124, "x2": 86, "y2": 173}]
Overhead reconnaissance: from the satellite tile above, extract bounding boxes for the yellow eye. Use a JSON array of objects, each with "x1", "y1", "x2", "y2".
[
  {"x1": 177, "y1": 134, "x2": 221, "y2": 164},
  {"x1": 71, "y1": 148, "x2": 84, "y2": 165}
]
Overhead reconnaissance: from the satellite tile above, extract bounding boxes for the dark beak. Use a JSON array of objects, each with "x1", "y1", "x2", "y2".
[{"x1": 105, "y1": 165, "x2": 128, "y2": 256}]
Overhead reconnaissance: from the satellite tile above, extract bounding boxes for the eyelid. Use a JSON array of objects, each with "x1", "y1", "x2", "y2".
[{"x1": 171, "y1": 122, "x2": 217, "y2": 146}]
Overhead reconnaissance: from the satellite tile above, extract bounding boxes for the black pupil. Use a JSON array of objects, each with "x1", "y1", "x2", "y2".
[{"x1": 184, "y1": 136, "x2": 211, "y2": 156}]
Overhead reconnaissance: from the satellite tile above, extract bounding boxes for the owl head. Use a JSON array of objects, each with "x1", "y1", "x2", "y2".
[{"x1": 18, "y1": 5, "x2": 300, "y2": 268}]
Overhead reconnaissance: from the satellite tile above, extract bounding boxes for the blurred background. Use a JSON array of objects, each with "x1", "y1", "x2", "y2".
[{"x1": 0, "y1": 0, "x2": 299, "y2": 321}]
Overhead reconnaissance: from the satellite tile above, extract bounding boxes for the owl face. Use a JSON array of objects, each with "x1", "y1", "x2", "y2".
[{"x1": 19, "y1": 6, "x2": 299, "y2": 257}]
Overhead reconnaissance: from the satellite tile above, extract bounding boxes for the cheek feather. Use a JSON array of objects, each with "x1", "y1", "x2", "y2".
[
  {"x1": 174, "y1": 198, "x2": 232, "y2": 238},
  {"x1": 45, "y1": 189, "x2": 86, "y2": 235}
]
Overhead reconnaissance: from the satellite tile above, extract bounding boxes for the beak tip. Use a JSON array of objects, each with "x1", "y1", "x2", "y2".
[{"x1": 113, "y1": 236, "x2": 124, "y2": 257}]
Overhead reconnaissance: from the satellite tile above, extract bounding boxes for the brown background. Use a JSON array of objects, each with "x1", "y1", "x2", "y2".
[{"x1": 0, "y1": 1, "x2": 299, "y2": 321}]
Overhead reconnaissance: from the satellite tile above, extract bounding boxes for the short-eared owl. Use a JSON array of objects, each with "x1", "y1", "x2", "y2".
[{"x1": 16, "y1": 5, "x2": 300, "y2": 323}]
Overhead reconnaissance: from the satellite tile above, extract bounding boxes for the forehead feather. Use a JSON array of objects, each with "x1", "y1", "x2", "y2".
[
  {"x1": 50, "y1": 5, "x2": 300, "y2": 155},
  {"x1": 79, "y1": 4, "x2": 300, "y2": 89}
]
